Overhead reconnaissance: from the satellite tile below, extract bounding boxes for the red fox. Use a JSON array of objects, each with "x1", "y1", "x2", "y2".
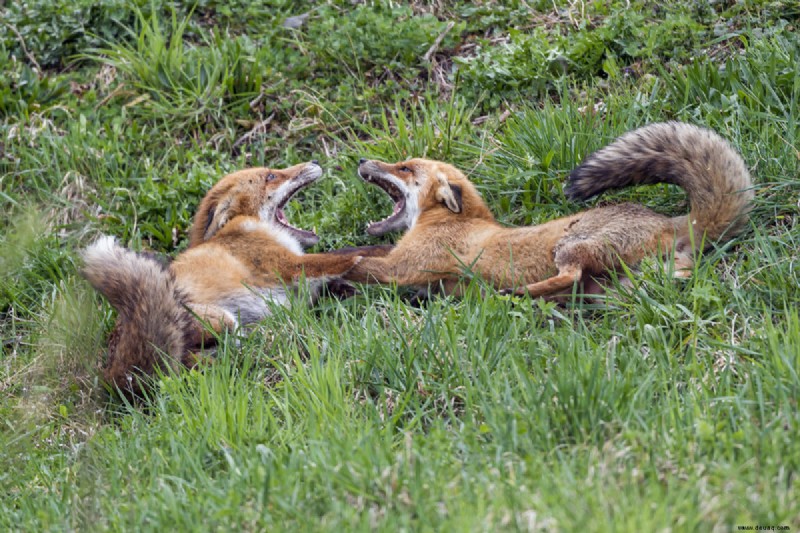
[
  {"x1": 82, "y1": 162, "x2": 390, "y2": 399},
  {"x1": 346, "y1": 122, "x2": 753, "y2": 299}
]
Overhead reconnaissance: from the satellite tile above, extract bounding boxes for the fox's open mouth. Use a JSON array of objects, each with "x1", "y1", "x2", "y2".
[
  {"x1": 359, "y1": 168, "x2": 408, "y2": 236},
  {"x1": 272, "y1": 164, "x2": 322, "y2": 246}
]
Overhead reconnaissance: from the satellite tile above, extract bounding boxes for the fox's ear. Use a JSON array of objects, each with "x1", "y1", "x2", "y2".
[
  {"x1": 202, "y1": 205, "x2": 217, "y2": 239},
  {"x1": 435, "y1": 173, "x2": 463, "y2": 214},
  {"x1": 201, "y1": 199, "x2": 231, "y2": 241}
]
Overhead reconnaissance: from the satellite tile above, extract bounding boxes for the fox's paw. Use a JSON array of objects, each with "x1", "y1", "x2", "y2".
[
  {"x1": 344, "y1": 255, "x2": 364, "y2": 274},
  {"x1": 498, "y1": 287, "x2": 522, "y2": 296},
  {"x1": 184, "y1": 350, "x2": 217, "y2": 369},
  {"x1": 673, "y1": 269, "x2": 692, "y2": 279},
  {"x1": 323, "y1": 279, "x2": 360, "y2": 300}
]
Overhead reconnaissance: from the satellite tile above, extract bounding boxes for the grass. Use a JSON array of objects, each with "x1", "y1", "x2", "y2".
[{"x1": 1, "y1": 0, "x2": 799, "y2": 530}]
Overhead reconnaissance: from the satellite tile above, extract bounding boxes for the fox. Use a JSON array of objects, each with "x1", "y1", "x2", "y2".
[
  {"x1": 82, "y1": 161, "x2": 391, "y2": 399},
  {"x1": 345, "y1": 122, "x2": 753, "y2": 299}
]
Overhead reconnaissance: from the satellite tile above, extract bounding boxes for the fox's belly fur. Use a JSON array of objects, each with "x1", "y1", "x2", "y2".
[
  {"x1": 173, "y1": 246, "x2": 279, "y2": 326},
  {"x1": 215, "y1": 287, "x2": 289, "y2": 325}
]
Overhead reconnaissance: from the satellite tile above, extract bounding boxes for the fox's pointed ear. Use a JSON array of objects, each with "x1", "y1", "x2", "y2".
[
  {"x1": 193, "y1": 198, "x2": 231, "y2": 244},
  {"x1": 435, "y1": 173, "x2": 463, "y2": 214},
  {"x1": 203, "y1": 205, "x2": 217, "y2": 239},
  {"x1": 204, "y1": 199, "x2": 231, "y2": 240}
]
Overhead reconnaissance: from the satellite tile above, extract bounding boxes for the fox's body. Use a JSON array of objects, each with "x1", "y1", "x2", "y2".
[
  {"x1": 348, "y1": 122, "x2": 753, "y2": 298},
  {"x1": 83, "y1": 163, "x2": 388, "y2": 398}
]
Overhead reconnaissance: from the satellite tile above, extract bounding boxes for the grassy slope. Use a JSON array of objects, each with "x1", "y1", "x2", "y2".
[{"x1": 1, "y1": 0, "x2": 799, "y2": 530}]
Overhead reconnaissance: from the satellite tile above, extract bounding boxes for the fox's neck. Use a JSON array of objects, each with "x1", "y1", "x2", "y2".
[
  {"x1": 222, "y1": 216, "x2": 305, "y2": 256},
  {"x1": 417, "y1": 207, "x2": 498, "y2": 227}
]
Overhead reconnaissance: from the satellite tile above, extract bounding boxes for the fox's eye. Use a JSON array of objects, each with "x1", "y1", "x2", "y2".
[
  {"x1": 266, "y1": 173, "x2": 276, "y2": 182},
  {"x1": 399, "y1": 166, "x2": 412, "y2": 173}
]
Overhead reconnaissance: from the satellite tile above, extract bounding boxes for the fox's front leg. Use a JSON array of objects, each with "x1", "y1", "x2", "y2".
[
  {"x1": 327, "y1": 244, "x2": 394, "y2": 259},
  {"x1": 317, "y1": 246, "x2": 395, "y2": 298},
  {"x1": 344, "y1": 255, "x2": 447, "y2": 287},
  {"x1": 343, "y1": 256, "x2": 400, "y2": 284},
  {"x1": 289, "y1": 253, "x2": 362, "y2": 280}
]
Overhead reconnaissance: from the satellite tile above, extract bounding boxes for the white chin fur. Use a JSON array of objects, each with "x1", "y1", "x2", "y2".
[
  {"x1": 241, "y1": 219, "x2": 304, "y2": 255},
  {"x1": 270, "y1": 225, "x2": 304, "y2": 255},
  {"x1": 402, "y1": 189, "x2": 420, "y2": 229}
]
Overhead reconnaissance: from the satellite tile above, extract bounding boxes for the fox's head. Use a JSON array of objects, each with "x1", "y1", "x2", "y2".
[
  {"x1": 357, "y1": 158, "x2": 493, "y2": 236},
  {"x1": 189, "y1": 161, "x2": 322, "y2": 248}
]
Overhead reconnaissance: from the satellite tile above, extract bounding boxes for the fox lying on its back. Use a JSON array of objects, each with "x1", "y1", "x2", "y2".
[
  {"x1": 83, "y1": 162, "x2": 391, "y2": 399},
  {"x1": 346, "y1": 122, "x2": 753, "y2": 298}
]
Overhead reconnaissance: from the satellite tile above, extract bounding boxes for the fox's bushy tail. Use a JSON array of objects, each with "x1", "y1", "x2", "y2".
[
  {"x1": 82, "y1": 236, "x2": 194, "y2": 397},
  {"x1": 566, "y1": 121, "x2": 753, "y2": 249}
]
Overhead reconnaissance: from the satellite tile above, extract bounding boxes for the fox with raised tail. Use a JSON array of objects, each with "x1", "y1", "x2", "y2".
[
  {"x1": 346, "y1": 122, "x2": 754, "y2": 298},
  {"x1": 82, "y1": 161, "x2": 390, "y2": 399}
]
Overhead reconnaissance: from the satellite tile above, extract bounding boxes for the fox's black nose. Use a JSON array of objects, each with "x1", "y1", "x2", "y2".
[
  {"x1": 311, "y1": 159, "x2": 319, "y2": 165},
  {"x1": 359, "y1": 158, "x2": 367, "y2": 165}
]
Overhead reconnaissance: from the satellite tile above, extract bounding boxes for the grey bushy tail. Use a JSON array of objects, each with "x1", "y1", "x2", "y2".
[
  {"x1": 81, "y1": 236, "x2": 194, "y2": 397},
  {"x1": 566, "y1": 121, "x2": 753, "y2": 247}
]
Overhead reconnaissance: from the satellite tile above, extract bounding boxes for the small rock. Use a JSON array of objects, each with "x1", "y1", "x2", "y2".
[{"x1": 283, "y1": 12, "x2": 309, "y2": 29}]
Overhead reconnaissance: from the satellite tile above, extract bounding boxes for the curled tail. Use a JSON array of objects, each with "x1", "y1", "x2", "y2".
[
  {"x1": 566, "y1": 121, "x2": 754, "y2": 248},
  {"x1": 82, "y1": 236, "x2": 195, "y2": 398}
]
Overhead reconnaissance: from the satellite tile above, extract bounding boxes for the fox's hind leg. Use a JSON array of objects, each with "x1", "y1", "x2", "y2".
[
  {"x1": 184, "y1": 304, "x2": 236, "y2": 346},
  {"x1": 506, "y1": 264, "x2": 583, "y2": 298},
  {"x1": 671, "y1": 251, "x2": 694, "y2": 279},
  {"x1": 180, "y1": 304, "x2": 236, "y2": 368},
  {"x1": 504, "y1": 233, "x2": 619, "y2": 298}
]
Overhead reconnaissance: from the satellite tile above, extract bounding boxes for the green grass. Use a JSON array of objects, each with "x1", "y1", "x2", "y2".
[{"x1": 2, "y1": 0, "x2": 799, "y2": 530}]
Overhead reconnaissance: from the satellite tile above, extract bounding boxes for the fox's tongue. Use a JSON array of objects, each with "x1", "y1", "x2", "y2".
[
  {"x1": 276, "y1": 207, "x2": 318, "y2": 241},
  {"x1": 366, "y1": 198, "x2": 405, "y2": 235},
  {"x1": 277, "y1": 208, "x2": 289, "y2": 224}
]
